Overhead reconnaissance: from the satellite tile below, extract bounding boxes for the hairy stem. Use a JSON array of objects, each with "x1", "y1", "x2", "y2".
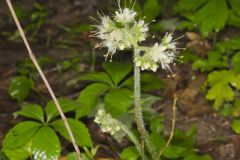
[
  {"x1": 5, "y1": 1, "x2": 82, "y2": 159},
  {"x1": 134, "y1": 49, "x2": 157, "y2": 159}
]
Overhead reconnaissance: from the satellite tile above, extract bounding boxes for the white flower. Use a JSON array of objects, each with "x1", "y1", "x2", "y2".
[
  {"x1": 93, "y1": 8, "x2": 148, "y2": 60},
  {"x1": 115, "y1": 8, "x2": 137, "y2": 23},
  {"x1": 149, "y1": 43, "x2": 176, "y2": 70},
  {"x1": 135, "y1": 32, "x2": 178, "y2": 72},
  {"x1": 135, "y1": 55, "x2": 158, "y2": 71},
  {"x1": 162, "y1": 32, "x2": 177, "y2": 51},
  {"x1": 94, "y1": 109, "x2": 121, "y2": 135},
  {"x1": 132, "y1": 19, "x2": 149, "y2": 41}
]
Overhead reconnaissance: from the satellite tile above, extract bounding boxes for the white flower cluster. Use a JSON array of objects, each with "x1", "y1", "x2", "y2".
[
  {"x1": 94, "y1": 5, "x2": 179, "y2": 72},
  {"x1": 135, "y1": 32, "x2": 177, "y2": 72},
  {"x1": 93, "y1": 7, "x2": 148, "y2": 60},
  {"x1": 94, "y1": 109, "x2": 121, "y2": 135}
]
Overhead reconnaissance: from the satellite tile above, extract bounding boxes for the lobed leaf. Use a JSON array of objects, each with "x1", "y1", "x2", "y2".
[{"x1": 195, "y1": 0, "x2": 228, "y2": 37}]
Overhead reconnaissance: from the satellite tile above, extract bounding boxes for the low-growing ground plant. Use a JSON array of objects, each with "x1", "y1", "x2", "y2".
[
  {"x1": 90, "y1": 1, "x2": 184, "y2": 159},
  {"x1": 2, "y1": 98, "x2": 92, "y2": 160}
]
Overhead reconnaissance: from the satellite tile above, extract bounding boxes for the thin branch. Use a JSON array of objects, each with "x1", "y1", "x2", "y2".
[
  {"x1": 5, "y1": 1, "x2": 82, "y2": 159},
  {"x1": 156, "y1": 95, "x2": 178, "y2": 160}
]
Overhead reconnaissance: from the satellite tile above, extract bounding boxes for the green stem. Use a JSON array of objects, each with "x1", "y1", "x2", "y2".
[
  {"x1": 119, "y1": 122, "x2": 147, "y2": 160},
  {"x1": 133, "y1": 48, "x2": 157, "y2": 159}
]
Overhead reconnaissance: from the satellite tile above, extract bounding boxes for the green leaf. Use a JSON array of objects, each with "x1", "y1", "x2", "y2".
[
  {"x1": 143, "y1": 0, "x2": 161, "y2": 22},
  {"x1": 229, "y1": 0, "x2": 240, "y2": 16},
  {"x1": 104, "y1": 88, "x2": 133, "y2": 117},
  {"x1": 4, "y1": 143, "x2": 30, "y2": 160},
  {"x1": 78, "y1": 72, "x2": 113, "y2": 86},
  {"x1": 228, "y1": 10, "x2": 240, "y2": 27},
  {"x1": 45, "y1": 97, "x2": 80, "y2": 122},
  {"x1": 206, "y1": 70, "x2": 238, "y2": 109},
  {"x1": 141, "y1": 73, "x2": 165, "y2": 91},
  {"x1": 172, "y1": 128, "x2": 196, "y2": 149},
  {"x1": 76, "y1": 83, "x2": 110, "y2": 118},
  {"x1": 217, "y1": 37, "x2": 240, "y2": 52},
  {"x1": 195, "y1": 0, "x2": 228, "y2": 37},
  {"x1": 192, "y1": 51, "x2": 227, "y2": 71},
  {"x1": 66, "y1": 152, "x2": 78, "y2": 160},
  {"x1": 51, "y1": 118, "x2": 92, "y2": 147},
  {"x1": 184, "y1": 154, "x2": 212, "y2": 160},
  {"x1": 120, "y1": 146, "x2": 140, "y2": 160},
  {"x1": 123, "y1": 73, "x2": 164, "y2": 91},
  {"x1": 231, "y1": 119, "x2": 240, "y2": 134},
  {"x1": 150, "y1": 116, "x2": 164, "y2": 133},
  {"x1": 14, "y1": 104, "x2": 44, "y2": 122},
  {"x1": 150, "y1": 132, "x2": 166, "y2": 150},
  {"x1": 8, "y1": 76, "x2": 35, "y2": 102},
  {"x1": 207, "y1": 83, "x2": 234, "y2": 109},
  {"x1": 31, "y1": 126, "x2": 61, "y2": 160},
  {"x1": 102, "y1": 62, "x2": 132, "y2": 86},
  {"x1": 175, "y1": 0, "x2": 208, "y2": 12},
  {"x1": 3, "y1": 121, "x2": 41, "y2": 149},
  {"x1": 162, "y1": 145, "x2": 186, "y2": 158},
  {"x1": 232, "y1": 52, "x2": 240, "y2": 72}
]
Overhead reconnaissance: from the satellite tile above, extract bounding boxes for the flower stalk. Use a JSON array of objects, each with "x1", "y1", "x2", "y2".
[
  {"x1": 93, "y1": 3, "x2": 180, "y2": 159},
  {"x1": 134, "y1": 49, "x2": 157, "y2": 159}
]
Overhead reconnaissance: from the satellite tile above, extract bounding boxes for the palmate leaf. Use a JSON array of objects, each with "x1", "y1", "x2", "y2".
[
  {"x1": 102, "y1": 62, "x2": 133, "y2": 86},
  {"x1": 31, "y1": 126, "x2": 61, "y2": 160},
  {"x1": 45, "y1": 97, "x2": 80, "y2": 122},
  {"x1": 3, "y1": 121, "x2": 42, "y2": 150},
  {"x1": 76, "y1": 83, "x2": 110, "y2": 118},
  {"x1": 195, "y1": 0, "x2": 228, "y2": 37},
  {"x1": 176, "y1": 0, "x2": 228, "y2": 37},
  {"x1": 14, "y1": 104, "x2": 44, "y2": 122},
  {"x1": 206, "y1": 70, "x2": 240, "y2": 109},
  {"x1": 104, "y1": 88, "x2": 133, "y2": 117},
  {"x1": 51, "y1": 118, "x2": 93, "y2": 147}
]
